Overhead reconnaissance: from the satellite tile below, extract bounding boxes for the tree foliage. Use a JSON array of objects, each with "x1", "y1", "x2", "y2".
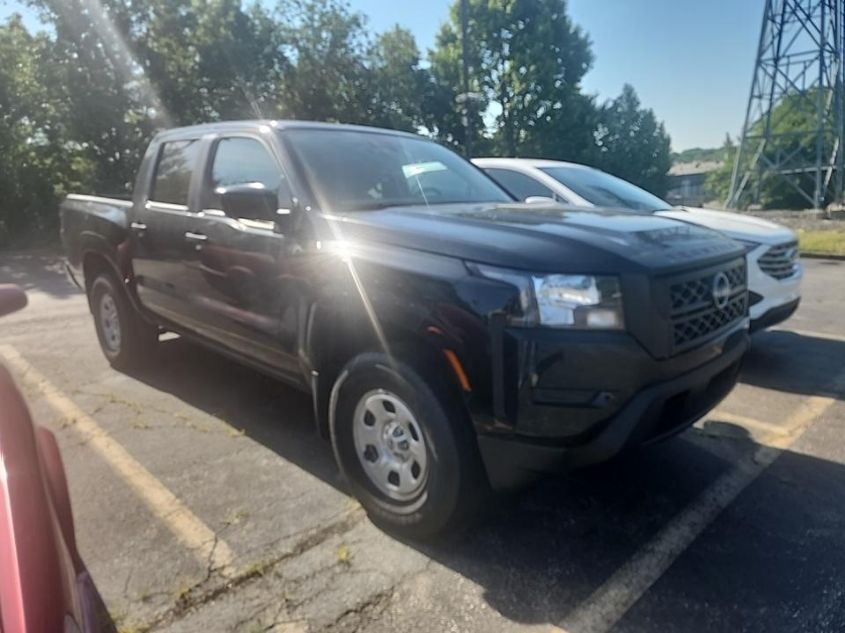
[
  {"x1": 673, "y1": 141, "x2": 731, "y2": 164},
  {"x1": 593, "y1": 84, "x2": 672, "y2": 196},
  {"x1": 1, "y1": 0, "x2": 674, "y2": 245},
  {"x1": 427, "y1": 1, "x2": 671, "y2": 195},
  {"x1": 367, "y1": 26, "x2": 428, "y2": 132},
  {"x1": 429, "y1": 0, "x2": 596, "y2": 160},
  {"x1": 0, "y1": 16, "x2": 93, "y2": 244},
  {"x1": 707, "y1": 89, "x2": 838, "y2": 209},
  {"x1": 704, "y1": 135, "x2": 737, "y2": 204}
]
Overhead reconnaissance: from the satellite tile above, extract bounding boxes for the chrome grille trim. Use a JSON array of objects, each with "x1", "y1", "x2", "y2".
[
  {"x1": 758, "y1": 241, "x2": 799, "y2": 280},
  {"x1": 666, "y1": 259, "x2": 748, "y2": 352}
]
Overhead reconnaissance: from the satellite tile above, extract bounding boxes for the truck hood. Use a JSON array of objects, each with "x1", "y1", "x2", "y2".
[
  {"x1": 658, "y1": 207, "x2": 797, "y2": 245},
  {"x1": 325, "y1": 202, "x2": 743, "y2": 274}
]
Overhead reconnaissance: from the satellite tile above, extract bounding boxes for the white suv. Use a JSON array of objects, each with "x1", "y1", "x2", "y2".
[{"x1": 475, "y1": 158, "x2": 802, "y2": 332}]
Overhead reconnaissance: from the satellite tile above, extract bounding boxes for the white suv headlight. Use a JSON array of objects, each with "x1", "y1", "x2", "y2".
[{"x1": 473, "y1": 264, "x2": 624, "y2": 329}]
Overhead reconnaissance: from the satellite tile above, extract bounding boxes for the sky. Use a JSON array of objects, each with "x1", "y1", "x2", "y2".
[{"x1": 1, "y1": 0, "x2": 766, "y2": 152}]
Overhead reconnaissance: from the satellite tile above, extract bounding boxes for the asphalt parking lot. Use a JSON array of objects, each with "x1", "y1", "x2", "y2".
[{"x1": 2, "y1": 253, "x2": 845, "y2": 633}]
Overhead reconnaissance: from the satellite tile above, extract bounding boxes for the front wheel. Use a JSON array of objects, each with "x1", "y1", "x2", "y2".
[
  {"x1": 90, "y1": 274, "x2": 157, "y2": 370},
  {"x1": 329, "y1": 352, "x2": 488, "y2": 539}
]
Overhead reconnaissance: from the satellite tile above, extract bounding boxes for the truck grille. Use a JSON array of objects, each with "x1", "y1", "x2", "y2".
[
  {"x1": 757, "y1": 241, "x2": 799, "y2": 280},
  {"x1": 668, "y1": 259, "x2": 747, "y2": 352}
]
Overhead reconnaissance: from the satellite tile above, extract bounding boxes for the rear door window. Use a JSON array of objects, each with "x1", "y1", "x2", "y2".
[
  {"x1": 485, "y1": 168, "x2": 556, "y2": 201},
  {"x1": 150, "y1": 140, "x2": 200, "y2": 206}
]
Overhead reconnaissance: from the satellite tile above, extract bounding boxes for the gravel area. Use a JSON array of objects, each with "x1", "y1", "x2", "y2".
[
  {"x1": 753, "y1": 214, "x2": 845, "y2": 232},
  {"x1": 716, "y1": 208, "x2": 845, "y2": 232}
]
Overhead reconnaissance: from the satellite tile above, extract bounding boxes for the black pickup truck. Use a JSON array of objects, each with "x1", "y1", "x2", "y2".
[{"x1": 62, "y1": 120, "x2": 750, "y2": 537}]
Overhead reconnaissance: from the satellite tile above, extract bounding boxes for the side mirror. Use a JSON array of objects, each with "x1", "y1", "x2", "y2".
[
  {"x1": 524, "y1": 195, "x2": 558, "y2": 205},
  {"x1": 217, "y1": 183, "x2": 281, "y2": 224},
  {"x1": 0, "y1": 285, "x2": 27, "y2": 318}
]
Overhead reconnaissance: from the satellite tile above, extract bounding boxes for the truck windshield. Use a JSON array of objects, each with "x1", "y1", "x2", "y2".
[
  {"x1": 283, "y1": 128, "x2": 512, "y2": 211},
  {"x1": 540, "y1": 165, "x2": 672, "y2": 212}
]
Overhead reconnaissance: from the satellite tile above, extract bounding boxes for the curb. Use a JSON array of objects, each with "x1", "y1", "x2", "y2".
[{"x1": 800, "y1": 252, "x2": 845, "y2": 261}]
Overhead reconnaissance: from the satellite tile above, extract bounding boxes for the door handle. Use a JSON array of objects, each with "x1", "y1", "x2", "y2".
[{"x1": 184, "y1": 231, "x2": 208, "y2": 249}]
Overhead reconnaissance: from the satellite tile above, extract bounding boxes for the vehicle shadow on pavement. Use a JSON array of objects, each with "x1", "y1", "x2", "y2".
[
  {"x1": 410, "y1": 431, "x2": 750, "y2": 625},
  {"x1": 742, "y1": 330, "x2": 845, "y2": 400},
  {"x1": 126, "y1": 337, "x2": 344, "y2": 490},
  {"x1": 588, "y1": 429, "x2": 845, "y2": 632},
  {"x1": 123, "y1": 337, "x2": 787, "y2": 626},
  {"x1": 0, "y1": 251, "x2": 80, "y2": 299}
]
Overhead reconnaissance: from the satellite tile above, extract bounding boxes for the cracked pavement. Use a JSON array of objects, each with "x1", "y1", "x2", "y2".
[{"x1": 3, "y1": 252, "x2": 845, "y2": 633}]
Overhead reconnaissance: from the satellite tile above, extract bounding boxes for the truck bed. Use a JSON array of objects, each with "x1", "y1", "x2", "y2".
[{"x1": 60, "y1": 194, "x2": 133, "y2": 289}]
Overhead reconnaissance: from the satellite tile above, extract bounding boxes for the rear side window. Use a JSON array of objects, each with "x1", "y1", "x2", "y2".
[
  {"x1": 485, "y1": 168, "x2": 556, "y2": 201},
  {"x1": 151, "y1": 140, "x2": 200, "y2": 206},
  {"x1": 209, "y1": 137, "x2": 291, "y2": 206}
]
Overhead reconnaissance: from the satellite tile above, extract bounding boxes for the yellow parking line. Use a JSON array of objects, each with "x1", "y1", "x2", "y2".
[
  {"x1": 551, "y1": 372, "x2": 845, "y2": 633},
  {"x1": 707, "y1": 409, "x2": 789, "y2": 436},
  {"x1": 0, "y1": 344, "x2": 235, "y2": 576},
  {"x1": 773, "y1": 327, "x2": 845, "y2": 344}
]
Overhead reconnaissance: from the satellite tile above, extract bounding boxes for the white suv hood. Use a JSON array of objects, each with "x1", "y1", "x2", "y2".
[{"x1": 657, "y1": 207, "x2": 796, "y2": 245}]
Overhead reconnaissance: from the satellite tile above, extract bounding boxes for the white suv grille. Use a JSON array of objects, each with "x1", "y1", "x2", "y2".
[{"x1": 758, "y1": 241, "x2": 799, "y2": 280}]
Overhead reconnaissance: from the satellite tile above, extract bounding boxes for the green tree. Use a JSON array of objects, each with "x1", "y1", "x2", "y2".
[
  {"x1": 28, "y1": 0, "x2": 289, "y2": 192},
  {"x1": 426, "y1": 20, "x2": 486, "y2": 152},
  {"x1": 133, "y1": 0, "x2": 285, "y2": 124},
  {"x1": 522, "y1": 90, "x2": 599, "y2": 163},
  {"x1": 429, "y1": 0, "x2": 594, "y2": 158},
  {"x1": 273, "y1": 0, "x2": 374, "y2": 123},
  {"x1": 713, "y1": 89, "x2": 838, "y2": 209},
  {"x1": 4, "y1": 0, "x2": 677, "y2": 246},
  {"x1": 367, "y1": 26, "x2": 428, "y2": 132},
  {"x1": 594, "y1": 84, "x2": 672, "y2": 196},
  {"x1": 704, "y1": 135, "x2": 736, "y2": 203},
  {"x1": 28, "y1": 0, "x2": 154, "y2": 193},
  {"x1": 673, "y1": 140, "x2": 730, "y2": 165},
  {"x1": 0, "y1": 15, "x2": 94, "y2": 246}
]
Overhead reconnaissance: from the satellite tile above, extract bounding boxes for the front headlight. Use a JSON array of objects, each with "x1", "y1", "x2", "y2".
[{"x1": 473, "y1": 264, "x2": 624, "y2": 329}]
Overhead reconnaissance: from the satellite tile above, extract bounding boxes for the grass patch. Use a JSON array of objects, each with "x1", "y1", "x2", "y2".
[
  {"x1": 799, "y1": 230, "x2": 845, "y2": 256},
  {"x1": 337, "y1": 543, "x2": 352, "y2": 566}
]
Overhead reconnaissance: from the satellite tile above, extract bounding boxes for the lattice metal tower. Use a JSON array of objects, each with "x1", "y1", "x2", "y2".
[{"x1": 728, "y1": 0, "x2": 845, "y2": 209}]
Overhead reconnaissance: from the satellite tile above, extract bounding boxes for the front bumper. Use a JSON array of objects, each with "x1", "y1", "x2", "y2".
[
  {"x1": 474, "y1": 324, "x2": 749, "y2": 490},
  {"x1": 750, "y1": 297, "x2": 800, "y2": 333},
  {"x1": 747, "y1": 246, "x2": 802, "y2": 325}
]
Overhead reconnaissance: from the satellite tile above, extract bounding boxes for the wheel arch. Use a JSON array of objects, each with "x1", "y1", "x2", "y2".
[
  {"x1": 306, "y1": 304, "x2": 471, "y2": 440},
  {"x1": 81, "y1": 246, "x2": 146, "y2": 317}
]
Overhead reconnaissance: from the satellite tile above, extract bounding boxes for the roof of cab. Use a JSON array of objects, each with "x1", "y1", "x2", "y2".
[{"x1": 153, "y1": 119, "x2": 423, "y2": 142}]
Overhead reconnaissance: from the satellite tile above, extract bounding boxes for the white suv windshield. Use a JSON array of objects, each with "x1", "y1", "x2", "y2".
[
  {"x1": 284, "y1": 129, "x2": 512, "y2": 211},
  {"x1": 540, "y1": 166, "x2": 671, "y2": 212}
]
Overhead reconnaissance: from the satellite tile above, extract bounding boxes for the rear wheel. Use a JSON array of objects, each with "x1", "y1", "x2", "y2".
[
  {"x1": 330, "y1": 352, "x2": 488, "y2": 539},
  {"x1": 90, "y1": 274, "x2": 157, "y2": 370}
]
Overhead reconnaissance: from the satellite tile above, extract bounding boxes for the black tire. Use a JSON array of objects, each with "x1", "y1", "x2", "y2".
[
  {"x1": 329, "y1": 352, "x2": 489, "y2": 539},
  {"x1": 89, "y1": 274, "x2": 157, "y2": 370}
]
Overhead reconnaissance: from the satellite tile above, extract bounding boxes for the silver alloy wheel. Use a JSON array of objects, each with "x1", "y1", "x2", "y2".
[
  {"x1": 99, "y1": 292, "x2": 122, "y2": 353},
  {"x1": 352, "y1": 389, "x2": 429, "y2": 501}
]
